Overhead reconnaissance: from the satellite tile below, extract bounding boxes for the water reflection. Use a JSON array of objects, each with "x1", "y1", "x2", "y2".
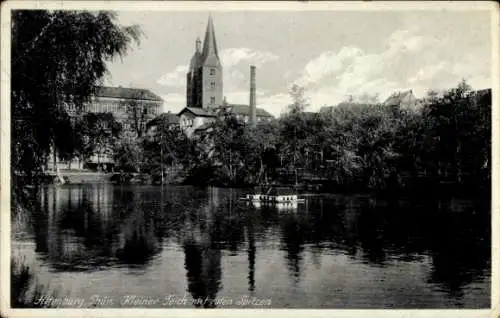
[
  {"x1": 280, "y1": 213, "x2": 306, "y2": 284},
  {"x1": 12, "y1": 184, "x2": 490, "y2": 308},
  {"x1": 246, "y1": 217, "x2": 256, "y2": 292}
]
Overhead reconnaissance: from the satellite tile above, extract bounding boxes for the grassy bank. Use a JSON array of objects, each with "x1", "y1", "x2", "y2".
[{"x1": 11, "y1": 257, "x2": 56, "y2": 308}]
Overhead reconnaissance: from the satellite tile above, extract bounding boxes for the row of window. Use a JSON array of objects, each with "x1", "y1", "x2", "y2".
[
  {"x1": 84, "y1": 103, "x2": 122, "y2": 113},
  {"x1": 80, "y1": 103, "x2": 160, "y2": 116},
  {"x1": 235, "y1": 115, "x2": 272, "y2": 123}
]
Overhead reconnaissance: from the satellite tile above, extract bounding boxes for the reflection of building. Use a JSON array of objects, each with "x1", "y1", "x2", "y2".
[
  {"x1": 50, "y1": 86, "x2": 163, "y2": 171},
  {"x1": 178, "y1": 16, "x2": 273, "y2": 138}
]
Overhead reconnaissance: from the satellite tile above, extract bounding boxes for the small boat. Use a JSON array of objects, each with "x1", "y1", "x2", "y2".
[{"x1": 239, "y1": 186, "x2": 305, "y2": 204}]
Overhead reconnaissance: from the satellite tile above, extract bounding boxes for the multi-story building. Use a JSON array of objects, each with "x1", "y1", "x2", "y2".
[{"x1": 51, "y1": 86, "x2": 163, "y2": 171}]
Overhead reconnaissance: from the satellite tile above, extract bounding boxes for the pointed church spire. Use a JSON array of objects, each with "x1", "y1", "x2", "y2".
[{"x1": 201, "y1": 14, "x2": 220, "y2": 66}]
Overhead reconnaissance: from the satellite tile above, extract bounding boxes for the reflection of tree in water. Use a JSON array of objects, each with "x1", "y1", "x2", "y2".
[
  {"x1": 115, "y1": 189, "x2": 162, "y2": 266},
  {"x1": 286, "y1": 194, "x2": 489, "y2": 300},
  {"x1": 425, "y1": 200, "x2": 490, "y2": 300},
  {"x1": 280, "y1": 213, "x2": 307, "y2": 284},
  {"x1": 34, "y1": 185, "x2": 122, "y2": 270},
  {"x1": 32, "y1": 188, "x2": 49, "y2": 254},
  {"x1": 355, "y1": 199, "x2": 391, "y2": 266},
  {"x1": 183, "y1": 205, "x2": 222, "y2": 309},
  {"x1": 352, "y1": 198, "x2": 431, "y2": 266},
  {"x1": 246, "y1": 217, "x2": 256, "y2": 292},
  {"x1": 30, "y1": 185, "x2": 171, "y2": 271},
  {"x1": 183, "y1": 239, "x2": 222, "y2": 308},
  {"x1": 210, "y1": 204, "x2": 245, "y2": 253},
  {"x1": 347, "y1": 196, "x2": 490, "y2": 299}
]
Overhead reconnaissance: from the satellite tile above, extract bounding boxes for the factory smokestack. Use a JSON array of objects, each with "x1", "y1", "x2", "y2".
[{"x1": 249, "y1": 65, "x2": 257, "y2": 127}]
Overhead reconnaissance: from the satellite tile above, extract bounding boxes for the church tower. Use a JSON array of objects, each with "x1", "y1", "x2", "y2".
[{"x1": 186, "y1": 15, "x2": 223, "y2": 109}]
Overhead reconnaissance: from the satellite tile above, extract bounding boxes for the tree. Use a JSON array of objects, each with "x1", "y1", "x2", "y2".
[
  {"x1": 121, "y1": 94, "x2": 151, "y2": 139},
  {"x1": 279, "y1": 84, "x2": 311, "y2": 176},
  {"x1": 78, "y1": 112, "x2": 122, "y2": 167},
  {"x1": 142, "y1": 118, "x2": 194, "y2": 179},
  {"x1": 11, "y1": 10, "x2": 141, "y2": 180},
  {"x1": 421, "y1": 80, "x2": 490, "y2": 187},
  {"x1": 287, "y1": 84, "x2": 309, "y2": 114},
  {"x1": 114, "y1": 130, "x2": 143, "y2": 173},
  {"x1": 209, "y1": 114, "x2": 248, "y2": 185},
  {"x1": 243, "y1": 120, "x2": 280, "y2": 184}
]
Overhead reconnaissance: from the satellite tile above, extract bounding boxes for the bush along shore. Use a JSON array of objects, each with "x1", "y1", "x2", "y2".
[
  {"x1": 19, "y1": 81, "x2": 490, "y2": 200},
  {"x1": 103, "y1": 81, "x2": 490, "y2": 197}
]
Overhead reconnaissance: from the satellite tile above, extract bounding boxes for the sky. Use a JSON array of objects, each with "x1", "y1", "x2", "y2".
[{"x1": 104, "y1": 10, "x2": 492, "y2": 117}]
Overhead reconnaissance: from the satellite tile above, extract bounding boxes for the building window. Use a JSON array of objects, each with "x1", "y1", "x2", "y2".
[
  {"x1": 210, "y1": 82, "x2": 216, "y2": 90},
  {"x1": 209, "y1": 68, "x2": 216, "y2": 76},
  {"x1": 210, "y1": 97, "x2": 215, "y2": 104}
]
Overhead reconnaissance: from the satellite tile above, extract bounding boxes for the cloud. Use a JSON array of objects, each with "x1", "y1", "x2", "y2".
[
  {"x1": 220, "y1": 48, "x2": 279, "y2": 93},
  {"x1": 295, "y1": 46, "x2": 363, "y2": 87},
  {"x1": 259, "y1": 93, "x2": 292, "y2": 117},
  {"x1": 385, "y1": 28, "x2": 427, "y2": 54},
  {"x1": 220, "y1": 48, "x2": 278, "y2": 69},
  {"x1": 408, "y1": 62, "x2": 449, "y2": 84},
  {"x1": 408, "y1": 54, "x2": 491, "y2": 96},
  {"x1": 291, "y1": 27, "x2": 490, "y2": 108},
  {"x1": 157, "y1": 47, "x2": 278, "y2": 101},
  {"x1": 157, "y1": 65, "x2": 188, "y2": 87},
  {"x1": 224, "y1": 89, "x2": 267, "y2": 105},
  {"x1": 161, "y1": 93, "x2": 186, "y2": 114}
]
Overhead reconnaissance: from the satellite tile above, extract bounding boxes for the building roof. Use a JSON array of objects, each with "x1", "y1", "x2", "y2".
[
  {"x1": 201, "y1": 15, "x2": 220, "y2": 67},
  {"x1": 177, "y1": 107, "x2": 218, "y2": 117},
  {"x1": 383, "y1": 90, "x2": 415, "y2": 106},
  {"x1": 95, "y1": 86, "x2": 163, "y2": 102},
  {"x1": 226, "y1": 104, "x2": 274, "y2": 117},
  {"x1": 146, "y1": 112, "x2": 180, "y2": 129}
]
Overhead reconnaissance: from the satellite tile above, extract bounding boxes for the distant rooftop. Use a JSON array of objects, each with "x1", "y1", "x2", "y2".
[
  {"x1": 95, "y1": 86, "x2": 163, "y2": 102},
  {"x1": 383, "y1": 90, "x2": 415, "y2": 106},
  {"x1": 146, "y1": 112, "x2": 179, "y2": 128},
  {"x1": 178, "y1": 107, "x2": 218, "y2": 117},
  {"x1": 224, "y1": 104, "x2": 274, "y2": 117},
  {"x1": 178, "y1": 104, "x2": 274, "y2": 118}
]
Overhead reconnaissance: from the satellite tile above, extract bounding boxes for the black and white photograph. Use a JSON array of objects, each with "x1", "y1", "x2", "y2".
[{"x1": 1, "y1": 1, "x2": 497, "y2": 316}]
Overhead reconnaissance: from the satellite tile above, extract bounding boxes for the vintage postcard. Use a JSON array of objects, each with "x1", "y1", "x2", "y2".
[{"x1": 1, "y1": 1, "x2": 498, "y2": 318}]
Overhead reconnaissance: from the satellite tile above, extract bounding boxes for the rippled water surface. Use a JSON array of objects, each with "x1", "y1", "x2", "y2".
[{"x1": 11, "y1": 184, "x2": 491, "y2": 308}]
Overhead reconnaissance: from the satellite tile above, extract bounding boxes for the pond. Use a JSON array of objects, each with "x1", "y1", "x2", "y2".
[{"x1": 11, "y1": 184, "x2": 491, "y2": 308}]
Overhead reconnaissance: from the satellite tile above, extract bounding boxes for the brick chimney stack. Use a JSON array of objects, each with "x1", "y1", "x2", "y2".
[{"x1": 249, "y1": 65, "x2": 257, "y2": 127}]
